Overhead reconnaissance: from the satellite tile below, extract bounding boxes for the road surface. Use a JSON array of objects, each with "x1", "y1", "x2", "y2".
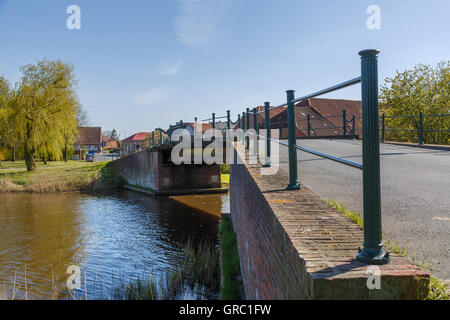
[{"x1": 274, "y1": 139, "x2": 450, "y2": 280}]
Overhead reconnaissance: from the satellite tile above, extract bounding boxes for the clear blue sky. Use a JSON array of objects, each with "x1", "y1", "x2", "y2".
[{"x1": 0, "y1": 0, "x2": 448, "y2": 138}]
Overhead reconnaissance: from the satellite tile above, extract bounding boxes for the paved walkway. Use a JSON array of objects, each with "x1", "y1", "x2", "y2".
[{"x1": 275, "y1": 139, "x2": 450, "y2": 280}]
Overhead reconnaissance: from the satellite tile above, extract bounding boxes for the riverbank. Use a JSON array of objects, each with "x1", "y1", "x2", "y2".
[
  {"x1": 219, "y1": 215, "x2": 244, "y2": 300},
  {"x1": 0, "y1": 160, "x2": 119, "y2": 193}
]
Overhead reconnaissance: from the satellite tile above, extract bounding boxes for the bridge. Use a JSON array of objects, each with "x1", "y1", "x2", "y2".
[
  {"x1": 188, "y1": 49, "x2": 450, "y2": 299},
  {"x1": 118, "y1": 48, "x2": 448, "y2": 299},
  {"x1": 109, "y1": 143, "x2": 228, "y2": 196}
]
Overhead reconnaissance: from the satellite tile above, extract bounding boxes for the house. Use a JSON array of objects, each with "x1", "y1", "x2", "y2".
[
  {"x1": 166, "y1": 122, "x2": 195, "y2": 139},
  {"x1": 73, "y1": 127, "x2": 102, "y2": 160},
  {"x1": 102, "y1": 136, "x2": 119, "y2": 153},
  {"x1": 101, "y1": 129, "x2": 121, "y2": 153},
  {"x1": 195, "y1": 123, "x2": 213, "y2": 136},
  {"x1": 121, "y1": 132, "x2": 151, "y2": 155},
  {"x1": 269, "y1": 98, "x2": 362, "y2": 138},
  {"x1": 214, "y1": 121, "x2": 229, "y2": 134}
]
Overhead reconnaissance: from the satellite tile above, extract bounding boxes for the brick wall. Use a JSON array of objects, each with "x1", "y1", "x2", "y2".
[
  {"x1": 230, "y1": 148, "x2": 429, "y2": 300},
  {"x1": 110, "y1": 149, "x2": 221, "y2": 192}
]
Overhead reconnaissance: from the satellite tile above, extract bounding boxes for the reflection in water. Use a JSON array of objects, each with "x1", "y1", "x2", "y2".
[
  {"x1": 171, "y1": 194, "x2": 230, "y2": 217},
  {"x1": 0, "y1": 190, "x2": 222, "y2": 299}
]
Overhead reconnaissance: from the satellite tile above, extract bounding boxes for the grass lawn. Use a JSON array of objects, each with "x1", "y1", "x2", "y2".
[{"x1": 0, "y1": 160, "x2": 113, "y2": 192}]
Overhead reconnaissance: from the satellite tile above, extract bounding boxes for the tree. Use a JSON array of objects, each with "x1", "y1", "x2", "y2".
[
  {"x1": 13, "y1": 59, "x2": 80, "y2": 171},
  {"x1": 0, "y1": 77, "x2": 10, "y2": 144},
  {"x1": 76, "y1": 105, "x2": 90, "y2": 126},
  {"x1": 0, "y1": 77, "x2": 22, "y2": 161},
  {"x1": 380, "y1": 61, "x2": 450, "y2": 145},
  {"x1": 110, "y1": 129, "x2": 118, "y2": 141}
]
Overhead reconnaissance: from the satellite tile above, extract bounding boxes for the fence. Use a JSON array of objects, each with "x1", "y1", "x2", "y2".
[
  {"x1": 246, "y1": 110, "x2": 450, "y2": 144},
  {"x1": 380, "y1": 113, "x2": 450, "y2": 145},
  {"x1": 258, "y1": 109, "x2": 360, "y2": 139},
  {"x1": 147, "y1": 129, "x2": 170, "y2": 149},
  {"x1": 195, "y1": 49, "x2": 390, "y2": 265},
  {"x1": 199, "y1": 111, "x2": 234, "y2": 130}
]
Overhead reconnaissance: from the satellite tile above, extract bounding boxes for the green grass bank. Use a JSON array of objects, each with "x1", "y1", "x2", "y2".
[
  {"x1": 219, "y1": 215, "x2": 244, "y2": 300},
  {"x1": 0, "y1": 160, "x2": 119, "y2": 192}
]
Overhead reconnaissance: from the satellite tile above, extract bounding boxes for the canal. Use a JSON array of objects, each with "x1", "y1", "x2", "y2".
[{"x1": 0, "y1": 190, "x2": 229, "y2": 300}]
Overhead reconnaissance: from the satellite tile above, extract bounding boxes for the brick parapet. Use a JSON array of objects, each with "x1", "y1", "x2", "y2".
[{"x1": 230, "y1": 148, "x2": 429, "y2": 300}]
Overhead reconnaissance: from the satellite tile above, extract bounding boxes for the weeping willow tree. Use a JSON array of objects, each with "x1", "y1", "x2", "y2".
[
  {"x1": 380, "y1": 61, "x2": 450, "y2": 145},
  {"x1": 0, "y1": 77, "x2": 23, "y2": 161},
  {"x1": 0, "y1": 77, "x2": 10, "y2": 148},
  {"x1": 12, "y1": 59, "x2": 80, "y2": 171}
]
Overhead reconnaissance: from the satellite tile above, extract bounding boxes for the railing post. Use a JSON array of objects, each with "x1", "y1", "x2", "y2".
[
  {"x1": 286, "y1": 90, "x2": 300, "y2": 190},
  {"x1": 212, "y1": 113, "x2": 216, "y2": 129},
  {"x1": 180, "y1": 119, "x2": 183, "y2": 142},
  {"x1": 352, "y1": 115, "x2": 356, "y2": 139},
  {"x1": 237, "y1": 114, "x2": 241, "y2": 129},
  {"x1": 279, "y1": 118, "x2": 283, "y2": 137},
  {"x1": 242, "y1": 112, "x2": 246, "y2": 144},
  {"x1": 246, "y1": 108, "x2": 250, "y2": 150},
  {"x1": 263, "y1": 102, "x2": 271, "y2": 167},
  {"x1": 253, "y1": 108, "x2": 258, "y2": 155},
  {"x1": 358, "y1": 49, "x2": 389, "y2": 265},
  {"x1": 160, "y1": 130, "x2": 163, "y2": 145},
  {"x1": 227, "y1": 110, "x2": 231, "y2": 130},
  {"x1": 307, "y1": 114, "x2": 311, "y2": 137},
  {"x1": 152, "y1": 131, "x2": 155, "y2": 148},
  {"x1": 343, "y1": 109, "x2": 347, "y2": 136},
  {"x1": 419, "y1": 111, "x2": 424, "y2": 145},
  {"x1": 381, "y1": 113, "x2": 385, "y2": 143}
]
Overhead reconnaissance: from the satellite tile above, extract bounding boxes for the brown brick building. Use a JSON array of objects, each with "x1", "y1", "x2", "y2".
[
  {"x1": 73, "y1": 127, "x2": 102, "y2": 159},
  {"x1": 121, "y1": 132, "x2": 151, "y2": 155}
]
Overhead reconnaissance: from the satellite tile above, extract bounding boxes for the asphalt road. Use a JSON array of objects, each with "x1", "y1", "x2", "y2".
[{"x1": 275, "y1": 139, "x2": 450, "y2": 280}]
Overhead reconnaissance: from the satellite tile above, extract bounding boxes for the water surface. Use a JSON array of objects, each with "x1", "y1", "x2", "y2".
[{"x1": 0, "y1": 190, "x2": 221, "y2": 299}]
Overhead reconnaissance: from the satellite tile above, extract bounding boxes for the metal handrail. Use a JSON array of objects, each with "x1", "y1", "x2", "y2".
[
  {"x1": 264, "y1": 77, "x2": 361, "y2": 112},
  {"x1": 423, "y1": 114, "x2": 450, "y2": 117},
  {"x1": 201, "y1": 116, "x2": 228, "y2": 122},
  {"x1": 385, "y1": 113, "x2": 450, "y2": 118},
  {"x1": 263, "y1": 136, "x2": 363, "y2": 169},
  {"x1": 424, "y1": 129, "x2": 450, "y2": 132},
  {"x1": 292, "y1": 77, "x2": 362, "y2": 104},
  {"x1": 383, "y1": 128, "x2": 417, "y2": 132},
  {"x1": 381, "y1": 112, "x2": 450, "y2": 144}
]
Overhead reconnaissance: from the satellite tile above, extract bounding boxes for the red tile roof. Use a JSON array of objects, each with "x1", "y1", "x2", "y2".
[
  {"x1": 122, "y1": 132, "x2": 151, "y2": 143},
  {"x1": 238, "y1": 106, "x2": 287, "y2": 129},
  {"x1": 298, "y1": 98, "x2": 361, "y2": 136},
  {"x1": 104, "y1": 140, "x2": 118, "y2": 149},
  {"x1": 267, "y1": 98, "x2": 362, "y2": 137},
  {"x1": 199, "y1": 123, "x2": 213, "y2": 132}
]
